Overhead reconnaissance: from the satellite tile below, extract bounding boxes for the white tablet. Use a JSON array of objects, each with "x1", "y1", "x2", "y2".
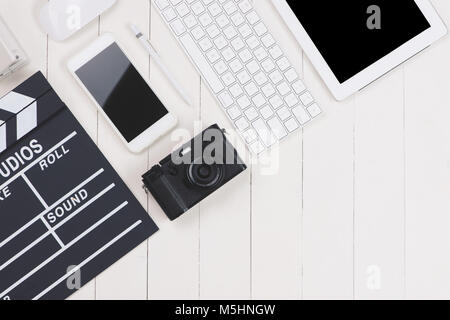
[{"x1": 272, "y1": 0, "x2": 447, "y2": 100}]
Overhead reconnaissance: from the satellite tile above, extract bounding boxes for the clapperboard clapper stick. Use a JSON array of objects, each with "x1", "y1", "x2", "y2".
[{"x1": 0, "y1": 72, "x2": 158, "y2": 300}]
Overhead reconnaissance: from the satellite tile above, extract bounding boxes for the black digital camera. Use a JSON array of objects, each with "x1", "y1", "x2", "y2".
[{"x1": 142, "y1": 124, "x2": 247, "y2": 220}]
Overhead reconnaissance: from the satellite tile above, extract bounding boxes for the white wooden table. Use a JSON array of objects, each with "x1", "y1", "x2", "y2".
[{"x1": 2, "y1": 0, "x2": 450, "y2": 300}]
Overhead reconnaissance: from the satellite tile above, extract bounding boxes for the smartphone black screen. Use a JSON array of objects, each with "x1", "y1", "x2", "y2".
[{"x1": 76, "y1": 42, "x2": 169, "y2": 142}]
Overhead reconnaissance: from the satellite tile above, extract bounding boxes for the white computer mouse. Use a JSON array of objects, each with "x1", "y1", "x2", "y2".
[{"x1": 39, "y1": 0, "x2": 117, "y2": 41}]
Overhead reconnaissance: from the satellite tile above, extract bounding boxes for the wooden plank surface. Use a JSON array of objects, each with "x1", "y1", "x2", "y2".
[
  {"x1": 251, "y1": 0, "x2": 303, "y2": 300},
  {"x1": 354, "y1": 68, "x2": 405, "y2": 299},
  {"x1": 404, "y1": 0, "x2": 450, "y2": 300},
  {"x1": 0, "y1": 0, "x2": 450, "y2": 300}
]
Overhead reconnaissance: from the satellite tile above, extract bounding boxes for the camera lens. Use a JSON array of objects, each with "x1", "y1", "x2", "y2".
[{"x1": 188, "y1": 163, "x2": 224, "y2": 188}]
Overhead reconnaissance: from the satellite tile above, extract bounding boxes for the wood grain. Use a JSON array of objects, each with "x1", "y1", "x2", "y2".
[{"x1": 0, "y1": 0, "x2": 449, "y2": 300}]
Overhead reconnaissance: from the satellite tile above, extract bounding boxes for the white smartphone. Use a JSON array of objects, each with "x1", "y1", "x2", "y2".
[{"x1": 68, "y1": 33, "x2": 177, "y2": 153}]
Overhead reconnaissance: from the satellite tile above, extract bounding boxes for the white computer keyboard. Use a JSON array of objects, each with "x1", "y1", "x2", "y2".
[{"x1": 153, "y1": 0, "x2": 322, "y2": 154}]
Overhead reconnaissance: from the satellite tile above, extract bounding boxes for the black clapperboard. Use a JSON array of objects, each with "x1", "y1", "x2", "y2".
[{"x1": 0, "y1": 72, "x2": 158, "y2": 300}]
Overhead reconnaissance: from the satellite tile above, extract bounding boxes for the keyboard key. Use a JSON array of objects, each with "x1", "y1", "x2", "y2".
[
  {"x1": 249, "y1": 140, "x2": 265, "y2": 154},
  {"x1": 223, "y1": 1, "x2": 238, "y2": 15},
  {"x1": 237, "y1": 95, "x2": 251, "y2": 109},
  {"x1": 231, "y1": 37, "x2": 245, "y2": 51},
  {"x1": 246, "y1": 60, "x2": 260, "y2": 74},
  {"x1": 227, "y1": 106, "x2": 241, "y2": 120},
  {"x1": 239, "y1": 49, "x2": 252, "y2": 63},
  {"x1": 252, "y1": 93, "x2": 266, "y2": 108},
  {"x1": 261, "y1": 59, "x2": 275, "y2": 72},
  {"x1": 252, "y1": 119, "x2": 277, "y2": 147},
  {"x1": 260, "y1": 105, "x2": 274, "y2": 120},
  {"x1": 261, "y1": 83, "x2": 275, "y2": 97},
  {"x1": 155, "y1": 0, "x2": 170, "y2": 10},
  {"x1": 293, "y1": 80, "x2": 306, "y2": 94},
  {"x1": 191, "y1": 26, "x2": 205, "y2": 40},
  {"x1": 277, "y1": 106, "x2": 291, "y2": 121},
  {"x1": 277, "y1": 57, "x2": 290, "y2": 71},
  {"x1": 261, "y1": 34, "x2": 275, "y2": 47},
  {"x1": 277, "y1": 82, "x2": 290, "y2": 96},
  {"x1": 222, "y1": 47, "x2": 236, "y2": 61},
  {"x1": 192, "y1": 1, "x2": 205, "y2": 15},
  {"x1": 239, "y1": 0, "x2": 252, "y2": 13},
  {"x1": 300, "y1": 92, "x2": 314, "y2": 106},
  {"x1": 242, "y1": 128, "x2": 258, "y2": 143},
  {"x1": 307, "y1": 103, "x2": 322, "y2": 118},
  {"x1": 269, "y1": 95, "x2": 283, "y2": 109},
  {"x1": 229, "y1": 83, "x2": 244, "y2": 98},
  {"x1": 206, "y1": 49, "x2": 220, "y2": 63},
  {"x1": 235, "y1": 117, "x2": 250, "y2": 131},
  {"x1": 254, "y1": 47, "x2": 268, "y2": 61},
  {"x1": 284, "y1": 118, "x2": 299, "y2": 132},
  {"x1": 246, "y1": 11, "x2": 260, "y2": 25},
  {"x1": 254, "y1": 72, "x2": 268, "y2": 86},
  {"x1": 208, "y1": 3, "x2": 222, "y2": 16},
  {"x1": 214, "y1": 60, "x2": 228, "y2": 74},
  {"x1": 285, "y1": 93, "x2": 299, "y2": 108},
  {"x1": 244, "y1": 82, "x2": 258, "y2": 96},
  {"x1": 245, "y1": 107, "x2": 259, "y2": 121},
  {"x1": 292, "y1": 106, "x2": 311, "y2": 125},
  {"x1": 269, "y1": 46, "x2": 283, "y2": 59},
  {"x1": 222, "y1": 72, "x2": 236, "y2": 86},
  {"x1": 246, "y1": 36, "x2": 260, "y2": 49},
  {"x1": 171, "y1": 19, "x2": 187, "y2": 35},
  {"x1": 206, "y1": 24, "x2": 220, "y2": 38},
  {"x1": 269, "y1": 70, "x2": 283, "y2": 84},
  {"x1": 179, "y1": 33, "x2": 224, "y2": 93},
  {"x1": 214, "y1": 35, "x2": 228, "y2": 49},
  {"x1": 254, "y1": 22, "x2": 267, "y2": 36},
  {"x1": 199, "y1": 37, "x2": 213, "y2": 51},
  {"x1": 238, "y1": 24, "x2": 252, "y2": 38},
  {"x1": 176, "y1": 3, "x2": 190, "y2": 17},
  {"x1": 163, "y1": 8, "x2": 177, "y2": 21},
  {"x1": 237, "y1": 70, "x2": 251, "y2": 84},
  {"x1": 284, "y1": 68, "x2": 298, "y2": 82},
  {"x1": 231, "y1": 13, "x2": 245, "y2": 26},
  {"x1": 184, "y1": 15, "x2": 198, "y2": 28},
  {"x1": 223, "y1": 25, "x2": 238, "y2": 39},
  {"x1": 216, "y1": 14, "x2": 230, "y2": 27},
  {"x1": 229, "y1": 59, "x2": 243, "y2": 72},
  {"x1": 268, "y1": 117, "x2": 287, "y2": 139},
  {"x1": 218, "y1": 91, "x2": 233, "y2": 108}
]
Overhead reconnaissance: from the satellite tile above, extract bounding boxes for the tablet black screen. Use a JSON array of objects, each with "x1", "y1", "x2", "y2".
[{"x1": 286, "y1": 1, "x2": 431, "y2": 83}]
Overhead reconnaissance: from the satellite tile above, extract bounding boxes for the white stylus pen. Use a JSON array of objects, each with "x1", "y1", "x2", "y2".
[{"x1": 130, "y1": 24, "x2": 192, "y2": 106}]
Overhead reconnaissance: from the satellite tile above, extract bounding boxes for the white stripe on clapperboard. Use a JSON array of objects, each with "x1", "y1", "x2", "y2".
[
  {"x1": 0, "y1": 129, "x2": 140, "y2": 299},
  {"x1": 0, "y1": 202, "x2": 136, "y2": 299},
  {"x1": 33, "y1": 220, "x2": 142, "y2": 300},
  {"x1": 0, "y1": 91, "x2": 35, "y2": 113},
  {"x1": 0, "y1": 131, "x2": 77, "y2": 192},
  {"x1": 0, "y1": 183, "x2": 115, "y2": 271},
  {"x1": 0, "y1": 91, "x2": 38, "y2": 153},
  {"x1": 0, "y1": 167, "x2": 104, "y2": 248},
  {"x1": 21, "y1": 173, "x2": 66, "y2": 248},
  {"x1": 0, "y1": 120, "x2": 5, "y2": 153}
]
